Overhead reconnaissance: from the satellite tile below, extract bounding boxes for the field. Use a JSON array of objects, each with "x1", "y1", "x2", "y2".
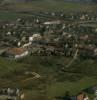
[
  {"x1": 0, "y1": 0, "x2": 97, "y2": 12},
  {"x1": 0, "y1": 0, "x2": 97, "y2": 21},
  {"x1": 0, "y1": 1, "x2": 97, "y2": 20},
  {"x1": 0, "y1": 11, "x2": 34, "y2": 20},
  {"x1": 12, "y1": 2, "x2": 97, "y2": 12},
  {"x1": 0, "y1": 56, "x2": 97, "y2": 100}
]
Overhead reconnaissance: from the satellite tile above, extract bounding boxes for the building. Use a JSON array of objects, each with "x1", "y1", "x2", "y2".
[
  {"x1": 0, "y1": 88, "x2": 21, "y2": 100},
  {"x1": 4, "y1": 48, "x2": 29, "y2": 59},
  {"x1": 77, "y1": 92, "x2": 89, "y2": 100},
  {"x1": 44, "y1": 20, "x2": 61, "y2": 25}
]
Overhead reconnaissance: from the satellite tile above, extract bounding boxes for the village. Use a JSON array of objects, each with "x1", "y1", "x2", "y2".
[
  {"x1": 0, "y1": 11, "x2": 97, "y2": 100},
  {"x1": 0, "y1": 12, "x2": 97, "y2": 60}
]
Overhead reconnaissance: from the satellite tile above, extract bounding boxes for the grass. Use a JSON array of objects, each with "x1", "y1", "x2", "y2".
[
  {"x1": 0, "y1": 11, "x2": 33, "y2": 20},
  {"x1": 0, "y1": 1, "x2": 97, "y2": 21},
  {"x1": 0, "y1": 57, "x2": 27, "y2": 77},
  {"x1": 11, "y1": 2, "x2": 97, "y2": 12},
  {"x1": 0, "y1": 56, "x2": 97, "y2": 99},
  {"x1": 1, "y1": 1, "x2": 97, "y2": 12},
  {"x1": 47, "y1": 77, "x2": 97, "y2": 97}
]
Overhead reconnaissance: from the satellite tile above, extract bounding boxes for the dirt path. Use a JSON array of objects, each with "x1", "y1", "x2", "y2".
[
  {"x1": 22, "y1": 72, "x2": 41, "y2": 82},
  {"x1": 0, "y1": 72, "x2": 41, "y2": 87},
  {"x1": 65, "y1": 48, "x2": 79, "y2": 68}
]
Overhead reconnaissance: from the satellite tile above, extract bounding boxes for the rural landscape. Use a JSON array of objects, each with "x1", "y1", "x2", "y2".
[{"x1": 0, "y1": 0, "x2": 97, "y2": 100}]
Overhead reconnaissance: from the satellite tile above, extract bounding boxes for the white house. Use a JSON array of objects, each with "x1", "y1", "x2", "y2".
[
  {"x1": 44, "y1": 20, "x2": 61, "y2": 25},
  {"x1": 29, "y1": 34, "x2": 42, "y2": 42},
  {"x1": 6, "y1": 31, "x2": 12, "y2": 35},
  {"x1": 22, "y1": 42, "x2": 32, "y2": 48}
]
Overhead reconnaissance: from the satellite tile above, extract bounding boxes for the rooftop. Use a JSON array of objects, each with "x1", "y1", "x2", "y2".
[{"x1": 7, "y1": 48, "x2": 27, "y2": 55}]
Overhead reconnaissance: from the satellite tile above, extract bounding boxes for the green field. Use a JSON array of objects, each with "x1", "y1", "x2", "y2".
[
  {"x1": 0, "y1": 1, "x2": 97, "y2": 21},
  {"x1": 0, "y1": 11, "x2": 34, "y2": 20},
  {"x1": 1, "y1": 1, "x2": 97, "y2": 12},
  {"x1": 13, "y1": 2, "x2": 97, "y2": 12},
  {"x1": 0, "y1": 56, "x2": 97, "y2": 100}
]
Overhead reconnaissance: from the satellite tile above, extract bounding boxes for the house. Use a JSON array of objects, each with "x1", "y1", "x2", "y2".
[
  {"x1": 22, "y1": 42, "x2": 32, "y2": 48},
  {"x1": 4, "y1": 48, "x2": 29, "y2": 59},
  {"x1": 77, "y1": 92, "x2": 89, "y2": 100},
  {"x1": 78, "y1": 44, "x2": 96, "y2": 58},
  {"x1": 79, "y1": 35, "x2": 89, "y2": 41},
  {"x1": 83, "y1": 85, "x2": 97, "y2": 94},
  {"x1": 80, "y1": 15, "x2": 86, "y2": 20},
  {"x1": 51, "y1": 12, "x2": 55, "y2": 16},
  {"x1": 0, "y1": 88, "x2": 21, "y2": 100},
  {"x1": 93, "y1": 48, "x2": 97, "y2": 58},
  {"x1": 44, "y1": 20, "x2": 61, "y2": 25},
  {"x1": 6, "y1": 31, "x2": 12, "y2": 35},
  {"x1": 29, "y1": 34, "x2": 42, "y2": 42}
]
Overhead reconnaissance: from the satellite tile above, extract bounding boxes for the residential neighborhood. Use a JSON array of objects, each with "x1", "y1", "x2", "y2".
[
  {"x1": 0, "y1": 2, "x2": 97, "y2": 99},
  {"x1": 0, "y1": 12, "x2": 97, "y2": 60}
]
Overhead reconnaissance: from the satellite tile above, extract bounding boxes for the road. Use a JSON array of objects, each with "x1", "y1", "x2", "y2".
[
  {"x1": 22, "y1": 72, "x2": 41, "y2": 82},
  {"x1": 65, "y1": 48, "x2": 79, "y2": 68}
]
